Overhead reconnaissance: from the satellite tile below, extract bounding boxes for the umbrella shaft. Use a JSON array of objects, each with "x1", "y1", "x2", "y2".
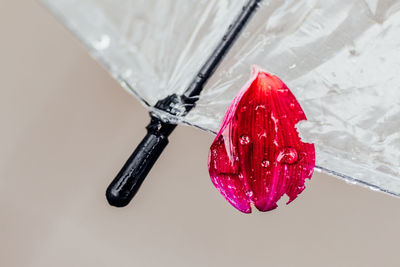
[
  {"x1": 106, "y1": 0, "x2": 263, "y2": 207},
  {"x1": 183, "y1": 0, "x2": 262, "y2": 103}
]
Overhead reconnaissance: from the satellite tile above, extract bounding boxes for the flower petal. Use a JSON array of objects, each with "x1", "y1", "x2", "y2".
[{"x1": 208, "y1": 66, "x2": 315, "y2": 213}]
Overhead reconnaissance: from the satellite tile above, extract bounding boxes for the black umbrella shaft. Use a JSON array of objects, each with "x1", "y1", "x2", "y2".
[
  {"x1": 106, "y1": 0, "x2": 262, "y2": 207},
  {"x1": 183, "y1": 0, "x2": 262, "y2": 103}
]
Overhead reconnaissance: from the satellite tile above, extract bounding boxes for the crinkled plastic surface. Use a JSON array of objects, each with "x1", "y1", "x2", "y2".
[{"x1": 42, "y1": 0, "x2": 400, "y2": 196}]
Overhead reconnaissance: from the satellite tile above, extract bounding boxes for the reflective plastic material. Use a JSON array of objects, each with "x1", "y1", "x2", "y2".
[{"x1": 42, "y1": 0, "x2": 400, "y2": 196}]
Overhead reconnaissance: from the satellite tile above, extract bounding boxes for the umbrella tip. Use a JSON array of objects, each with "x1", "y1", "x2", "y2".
[{"x1": 105, "y1": 187, "x2": 131, "y2": 207}]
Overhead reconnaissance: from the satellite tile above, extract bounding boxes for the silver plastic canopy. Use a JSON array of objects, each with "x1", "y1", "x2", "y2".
[{"x1": 42, "y1": 0, "x2": 400, "y2": 196}]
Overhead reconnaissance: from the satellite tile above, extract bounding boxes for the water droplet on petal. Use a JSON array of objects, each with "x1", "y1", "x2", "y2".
[
  {"x1": 261, "y1": 159, "x2": 270, "y2": 168},
  {"x1": 240, "y1": 106, "x2": 247, "y2": 112},
  {"x1": 278, "y1": 88, "x2": 289, "y2": 96},
  {"x1": 255, "y1": 105, "x2": 265, "y2": 111},
  {"x1": 240, "y1": 135, "x2": 251, "y2": 145},
  {"x1": 298, "y1": 152, "x2": 307, "y2": 161},
  {"x1": 277, "y1": 147, "x2": 298, "y2": 164},
  {"x1": 255, "y1": 105, "x2": 266, "y2": 116},
  {"x1": 289, "y1": 103, "x2": 295, "y2": 109},
  {"x1": 273, "y1": 140, "x2": 279, "y2": 147},
  {"x1": 258, "y1": 130, "x2": 267, "y2": 139}
]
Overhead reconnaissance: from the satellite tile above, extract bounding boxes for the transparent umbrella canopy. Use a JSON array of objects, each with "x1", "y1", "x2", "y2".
[{"x1": 43, "y1": 0, "x2": 400, "y2": 202}]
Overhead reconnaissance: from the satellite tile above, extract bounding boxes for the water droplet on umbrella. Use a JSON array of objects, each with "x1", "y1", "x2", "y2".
[
  {"x1": 93, "y1": 34, "x2": 110, "y2": 50},
  {"x1": 277, "y1": 147, "x2": 298, "y2": 164},
  {"x1": 240, "y1": 135, "x2": 251, "y2": 145}
]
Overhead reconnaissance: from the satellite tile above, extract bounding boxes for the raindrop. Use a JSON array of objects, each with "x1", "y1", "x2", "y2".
[
  {"x1": 240, "y1": 106, "x2": 247, "y2": 112},
  {"x1": 258, "y1": 130, "x2": 267, "y2": 139},
  {"x1": 369, "y1": 186, "x2": 379, "y2": 192},
  {"x1": 240, "y1": 135, "x2": 251, "y2": 145},
  {"x1": 255, "y1": 104, "x2": 265, "y2": 111},
  {"x1": 298, "y1": 152, "x2": 307, "y2": 161},
  {"x1": 277, "y1": 147, "x2": 298, "y2": 164},
  {"x1": 93, "y1": 34, "x2": 110, "y2": 50},
  {"x1": 289, "y1": 103, "x2": 295, "y2": 109},
  {"x1": 261, "y1": 159, "x2": 270, "y2": 168},
  {"x1": 273, "y1": 140, "x2": 279, "y2": 147},
  {"x1": 278, "y1": 88, "x2": 289, "y2": 96}
]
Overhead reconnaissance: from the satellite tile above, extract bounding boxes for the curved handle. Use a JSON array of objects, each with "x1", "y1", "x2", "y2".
[{"x1": 106, "y1": 116, "x2": 175, "y2": 207}]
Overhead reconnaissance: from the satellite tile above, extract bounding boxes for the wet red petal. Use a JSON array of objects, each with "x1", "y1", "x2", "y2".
[{"x1": 208, "y1": 66, "x2": 315, "y2": 213}]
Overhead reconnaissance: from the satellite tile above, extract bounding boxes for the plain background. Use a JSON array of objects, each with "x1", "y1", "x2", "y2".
[{"x1": 1, "y1": 1, "x2": 400, "y2": 267}]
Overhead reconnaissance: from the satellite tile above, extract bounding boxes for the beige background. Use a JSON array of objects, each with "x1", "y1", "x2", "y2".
[{"x1": 1, "y1": 1, "x2": 400, "y2": 267}]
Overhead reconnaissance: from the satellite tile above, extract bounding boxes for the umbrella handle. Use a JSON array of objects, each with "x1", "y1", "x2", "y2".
[
  {"x1": 106, "y1": 0, "x2": 262, "y2": 207},
  {"x1": 106, "y1": 116, "x2": 176, "y2": 207}
]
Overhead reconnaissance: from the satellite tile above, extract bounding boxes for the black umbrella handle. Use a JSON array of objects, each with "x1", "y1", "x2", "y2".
[
  {"x1": 106, "y1": 0, "x2": 262, "y2": 207},
  {"x1": 106, "y1": 116, "x2": 176, "y2": 207}
]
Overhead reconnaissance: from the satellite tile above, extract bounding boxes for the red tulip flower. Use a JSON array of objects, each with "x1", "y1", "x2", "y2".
[{"x1": 208, "y1": 66, "x2": 315, "y2": 213}]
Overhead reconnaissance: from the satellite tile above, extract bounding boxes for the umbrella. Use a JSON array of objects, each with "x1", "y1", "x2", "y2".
[{"x1": 42, "y1": 0, "x2": 400, "y2": 207}]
